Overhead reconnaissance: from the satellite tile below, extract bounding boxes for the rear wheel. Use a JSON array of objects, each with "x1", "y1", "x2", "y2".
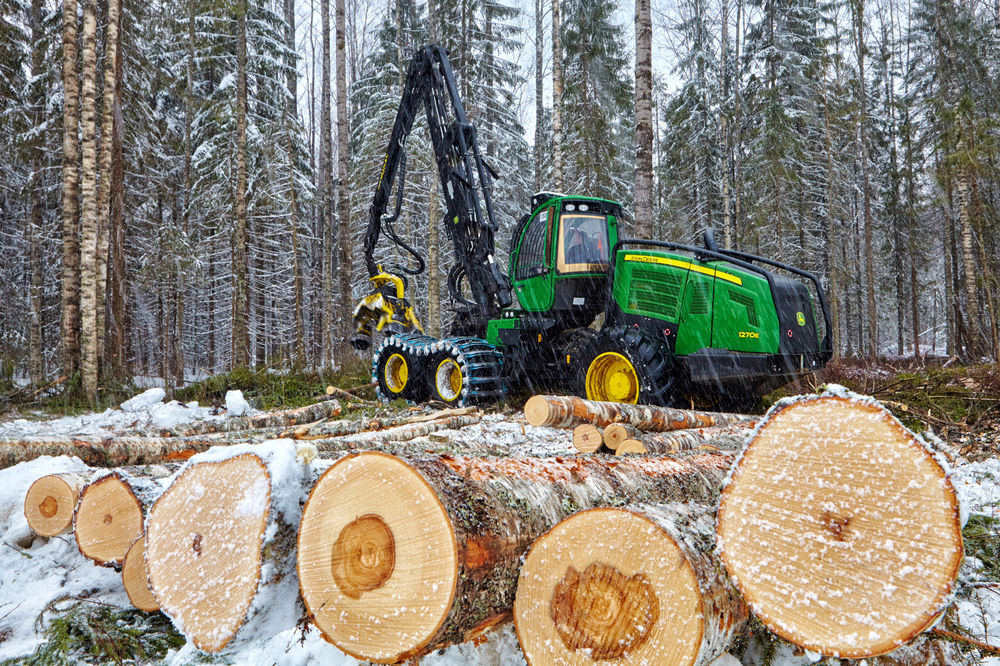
[{"x1": 577, "y1": 327, "x2": 677, "y2": 406}]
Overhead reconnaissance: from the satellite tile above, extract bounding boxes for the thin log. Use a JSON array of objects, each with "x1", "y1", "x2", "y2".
[
  {"x1": 284, "y1": 407, "x2": 478, "y2": 440},
  {"x1": 0, "y1": 431, "x2": 281, "y2": 468},
  {"x1": 717, "y1": 389, "x2": 963, "y2": 658},
  {"x1": 145, "y1": 442, "x2": 306, "y2": 653},
  {"x1": 324, "y1": 384, "x2": 375, "y2": 404},
  {"x1": 524, "y1": 394, "x2": 747, "y2": 431},
  {"x1": 140, "y1": 399, "x2": 343, "y2": 438},
  {"x1": 74, "y1": 466, "x2": 172, "y2": 566},
  {"x1": 298, "y1": 449, "x2": 734, "y2": 663},
  {"x1": 622, "y1": 422, "x2": 756, "y2": 454},
  {"x1": 308, "y1": 415, "x2": 482, "y2": 452},
  {"x1": 24, "y1": 471, "x2": 92, "y2": 536},
  {"x1": 603, "y1": 422, "x2": 640, "y2": 451},
  {"x1": 122, "y1": 535, "x2": 158, "y2": 612},
  {"x1": 572, "y1": 424, "x2": 603, "y2": 453},
  {"x1": 515, "y1": 503, "x2": 748, "y2": 664}
]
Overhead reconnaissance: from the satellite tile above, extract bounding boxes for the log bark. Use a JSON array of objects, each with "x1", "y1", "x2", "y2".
[
  {"x1": 716, "y1": 389, "x2": 963, "y2": 658},
  {"x1": 24, "y1": 471, "x2": 92, "y2": 536},
  {"x1": 621, "y1": 422, "x2": 756, "y2": 454},
  {"x1": 298, "y1": 449, "x2": 734, "y2": 663},
  {"x1": 74, "y1": 466, "x2": 172, "y2": 566},
  {"x1": 572, "y1": 424, "x2": 603, "y2": 453},
  {"x1": 306, "y1": 415, "x2": 482, "y2": 451},
  {"x1": 145, "y1": 442, "x2": 306, "y2": 653},
  {"x1": 122, "y1": 535, "x2": 158, "y2": 612},
  {"x1": 0, "y1": 432, "x2": 275, "y2": 468},
  {"x1": 524, "y1": 395, "x2": 747, "y2": 431},
  {"x1": 515, "y1": 503, "x2": 748, "y2": 664},
  {"x1": 603, "y1": 422, "x2": 641, "y2": 451}
]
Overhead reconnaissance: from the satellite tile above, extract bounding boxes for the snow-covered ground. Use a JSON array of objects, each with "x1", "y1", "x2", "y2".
[{"x1": 0, "y1": 391, "x2": 997, "y2": 664}]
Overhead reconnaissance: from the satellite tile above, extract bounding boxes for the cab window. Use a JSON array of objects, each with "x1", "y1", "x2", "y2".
[
  {"x1": 515, "y1": 208, "x2": 550, "y2": 280},
  {"x1": 557, "y1": 212, "x2": 609, "y2": 273}
]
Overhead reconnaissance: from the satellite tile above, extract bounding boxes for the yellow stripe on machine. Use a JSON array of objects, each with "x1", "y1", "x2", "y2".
[{"x1": 623, "y1": 253, "x2": 743, "y2": 286}]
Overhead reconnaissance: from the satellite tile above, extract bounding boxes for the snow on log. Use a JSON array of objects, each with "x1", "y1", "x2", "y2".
[
  {"x1": 145, "y1": 441, "x2": 307, "y2": 653},
  {"x1": 74, "y1": 466, "x2": 172, "y2": 566},
  {"x1": 514, "y1": 503, "x2": 748, "y2": 665},
  {"x1": 297, "y1": 449, "x2": 734, "y2": 663},
  {"x1": 524, "y1": 394, "x2": 747, "y2": 431},
  {"x1": 0, "y1": 432, "x2": 281, "y2": 468},
  {"x1": 572, "y1": 424, "x2": 604, "y2": 453},
  {"x1": 621, "y1": 422, "x2": 756, "y2": 455},
  {"x1": 141, "y1": 399, "x2": 343, "y2": 437},
  {"x1": 716, "y1": 389, "x2": 964, "y2": 658},
  {"x1": 122, "y1": 535, "x2": 158, "y2": 612},
  {"x1": 24, "y1": 471, "x2": 92, "y2": 536},
  {"x1": 603, "y1": 423, "x2": 641, "y2": 451}
]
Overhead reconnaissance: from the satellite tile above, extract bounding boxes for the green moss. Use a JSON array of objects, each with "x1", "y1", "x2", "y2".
[
  {"x1": 3, "y1": 597, "x2": 185, "y2": 665},
  {"x1": 176, "y1": 360, "x2": 372, "y2": 411},
  {"x1": 963, "y1": 513, "x2": 1000, "y2": 581}
]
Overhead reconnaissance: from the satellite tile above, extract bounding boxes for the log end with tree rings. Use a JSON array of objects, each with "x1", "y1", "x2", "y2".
[
  {"x1": 515, "y1": 505, "x2": 743, "y2": 665},
  {"x1": 24, "y1": 472, "x2": 88, "y2": 537},
  {"x1": 145, "y1": 453, "x2": 271, "y2": 653},
  {"x1": 717, "y1": 393, "x2": 963, "y2": 658},
  {"x1": 298, "y1": 451, "x2": 457, "y2": 663},
  {"x1": 122, "y1": 535, "x2": 158, "y2": 612},
  {"x1": 572, "y1": 424, "x2": 603, "y2": 453},
  {"x1": 615, "y1": 439, "x2": 648, "y2": 456},
  {"x1": 74, "y1": 472, "x2": 145, "y2": 566}
]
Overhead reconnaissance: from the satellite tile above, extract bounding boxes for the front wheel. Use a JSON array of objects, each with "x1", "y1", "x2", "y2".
[{"x1": 576, "y1": 327, "x2": 677, "y2": 406}]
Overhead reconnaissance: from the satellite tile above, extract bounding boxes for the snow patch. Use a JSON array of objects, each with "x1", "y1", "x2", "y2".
[
  {"x1": 120, "y1": 387, "x2": 166, "y2": 412},
  {"x1": 225, "y1": 390, "x2": 252, "y2": 417}
]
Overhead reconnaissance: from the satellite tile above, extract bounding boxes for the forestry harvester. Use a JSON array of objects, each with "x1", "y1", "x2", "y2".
[{"x1": 351, "y1": 45, "x2": 832, "y2": 408}]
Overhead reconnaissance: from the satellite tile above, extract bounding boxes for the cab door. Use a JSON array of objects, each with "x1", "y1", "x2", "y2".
[{"x1": 510, "y1": 206, "x2": 555, "y2": 312}]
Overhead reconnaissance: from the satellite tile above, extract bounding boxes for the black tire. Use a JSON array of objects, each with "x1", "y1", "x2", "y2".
[
  {"x1": 576, "y1": 326, "x2": 677, "y2": 406},
  {"x1": 373, "y1": 338, "x2": 428, "y2": 402}
]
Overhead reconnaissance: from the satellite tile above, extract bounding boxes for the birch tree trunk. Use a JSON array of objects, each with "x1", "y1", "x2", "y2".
[
  {"x1": 551, "y1": 0, "x2": 563, "y2": 190},
  {"x1": 27, "y1": 0, "x2": 45, "y2": 384},
  {"x1": 957, "y1": 171, "x2": 980, "y2": 357},
  {"x1": 633, "y1": 0, "x2": 653, "y2": 240},
  {"x1": 78, "y1": 0, "x2": 99, "y2": 402},
  {"x1": 61, "y1": 0, "x2": 82, "y2": 380},
  {"x1": 334, "y1": 0, "x2": 353, "y2": 364},
  {"x1": 95, "y1": 0, "x2": 121, "y2": 381},
  {"x1": 232, "y1": 0, "x2": 250, "y2": 368},
  {"x1": 320, "y1": 0, "x2": 333, "y2": 368}
]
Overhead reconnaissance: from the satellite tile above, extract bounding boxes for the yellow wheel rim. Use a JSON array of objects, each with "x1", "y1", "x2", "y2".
[
  {"x1": 435, "y1": 358, "x2": 463, "y2": 402},
  {"x1": 384, "y1": 353, "x2": 408, "y2": 394},
  {"x1": 586, "y1": 352, "x2": 639, "y2": 404}
]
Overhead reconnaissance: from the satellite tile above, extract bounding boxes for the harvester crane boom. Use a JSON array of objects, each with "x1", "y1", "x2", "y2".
[{"x1": 361, "y1": 45, "x2": 511, "y2": 336}]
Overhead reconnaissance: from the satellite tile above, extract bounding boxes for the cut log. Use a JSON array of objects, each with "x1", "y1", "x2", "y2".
[
  {"x1": 524, "y1": 394, "x2": 747, "y2": 431},
  {"x1": 0, "y1": 432, "x2": 282, "y2": 468},
  {"x1": 309, "y1": 415, "x2": 481, "y2": 451},
  {"x1": 145, "y1": 441, "x2": 306, "y2": 653},
  {"x1": 622, "y1": 422, "x2": 756, "y2": 454},
  {"x1": 603, "y1": 422, "x2": 640, "y2": 451},
  {"x1": 122, "y1": 535, "x2": 158, "y2": 612},
  {"x1": 74, "y1": 466, "x2": 172, "y2": 566},
  {"x1": 515, "y1": 503, "x2": 748, "y2": 664},
  {"x1": 716, "y1": 389, "x2": 964, "y2": 658},
  {"x1": 298, "y1": 449, "x2": 734, "y2": 663},
  {"x1": 572, "y1": 424, "x2": 603, "y2": 453},
  {"x1": 615, "y1": 439, "x2": 648, "y2": 455},
  {"x1": 24, "y1": 471, "x2": 92, "y2": 536}
]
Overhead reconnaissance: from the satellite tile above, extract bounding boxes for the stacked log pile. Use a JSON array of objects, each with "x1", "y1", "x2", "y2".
[{"x1": 11, "y1": 387, "x2": 975, "y2": 664}]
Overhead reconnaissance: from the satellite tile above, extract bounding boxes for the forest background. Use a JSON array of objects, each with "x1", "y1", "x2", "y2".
[{"x1": 0, "y1": 0, "x2": 997, "y2": 402}]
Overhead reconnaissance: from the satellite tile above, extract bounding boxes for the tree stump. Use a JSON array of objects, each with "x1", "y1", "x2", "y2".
[
  {"x1": 515, "y1": 503, "x2": 747, "y2": 665},
  {"x1": 716, "y1": 389, "x2": 963, "y2": 658},
  {"x1": 298, "y1": 450, "x2": 734, "y2": 663},
  {"x1": 24, "y1": 471, "x2": 91, "y2": 536},
  {"x1": 122, "y1": 535, "x2": 158, "y2": 612},
  {"x1": 74, "y1": 467, "x2": 169, "y2": 566},
  {"x1": 145, "y1": 442, "x2": 307, "y2": 653}
]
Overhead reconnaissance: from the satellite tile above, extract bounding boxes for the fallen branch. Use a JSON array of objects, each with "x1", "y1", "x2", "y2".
[{"x1": 928, "y1": 628, "x2": 1000, "y2": 657}]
